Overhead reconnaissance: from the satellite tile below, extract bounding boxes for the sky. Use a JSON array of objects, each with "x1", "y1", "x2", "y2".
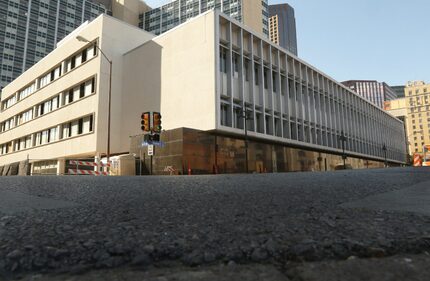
[{"x1": 143, "y1": 0, "x2": 429, "y2": 86}]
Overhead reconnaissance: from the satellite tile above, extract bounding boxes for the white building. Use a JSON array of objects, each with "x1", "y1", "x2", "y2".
[
  {"x1": 0, "y1": 11, "x2": 407, "y2": 175},
  {"x1": 0, "y1": 15, "x2": 154, "y2": 174}
]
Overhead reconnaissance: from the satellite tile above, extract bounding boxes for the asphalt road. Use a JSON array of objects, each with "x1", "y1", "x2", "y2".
[{"x1": 1, "y1": 167, "x2": 430, "y2": 280}]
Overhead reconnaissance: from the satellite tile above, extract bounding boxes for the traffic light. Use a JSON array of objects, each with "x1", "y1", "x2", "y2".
[
  {"x1": 141, "y1": 112, "x2": 150, "y2": 132},
  {"x1": 153, "y1": 112, "x2": 162, "y2": 132}
]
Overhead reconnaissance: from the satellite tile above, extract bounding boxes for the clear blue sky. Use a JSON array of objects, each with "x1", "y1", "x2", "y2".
[{"x1": 144, "y1": 0, "x2": 429, "y2": 86}]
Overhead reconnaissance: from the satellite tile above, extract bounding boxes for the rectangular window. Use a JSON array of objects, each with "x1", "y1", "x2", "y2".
[
  {"x1": 81, "y1": 49, "x2": 87, "y2": 63},
  {"x1": 91, "y1": 77, "x2": 95, "y2": 93},
  {"x1": 68, "y1": 89, "x2": 73, "y2": 103},
  {"x1": 263, "y1": 69, "x2": 268, "y2": 89},
  {"x1": 78, "y1": 118, "x2": 83, "y2": 135},
  {"x1": 80, "y1": 83, "x2": 85, "y2": 98},
  {"x1": 89, "y1": 115, "x2": 93, "y2": 132},
  {"x1": 71, "y1": 56, "x2": 76, "y2": 69},
  {"x1": 254, "y1": 65, "x2": 259, "y2": 85}
]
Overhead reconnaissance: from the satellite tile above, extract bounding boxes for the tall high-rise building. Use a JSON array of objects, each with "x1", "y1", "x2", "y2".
[
  {"x1": 0, "y1": 0, "x2": 108, "y2": 90},
  {"x1": 404, "y1": 81, "x2": 430, "y2": 154},
  {"x1": 268, "y1": 3, "x2": 297, "y2": 56},
  {"x1": 139, "y1": 0, "x2": 269, "y2": 37},
  {"x1": 342, "y1": 80, "x2": 397, "y2": 109},
  {"x1": 0, "y1": 0, "x2": 149, "y2": 91}
]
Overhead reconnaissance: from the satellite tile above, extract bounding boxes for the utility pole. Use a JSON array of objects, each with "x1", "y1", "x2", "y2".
[
  {"x1": 383, "y1": 144, "x2": 387, "y2": 167},
  {"x1": 339, "y1": 130, "x2": 347, "y2": 170}
]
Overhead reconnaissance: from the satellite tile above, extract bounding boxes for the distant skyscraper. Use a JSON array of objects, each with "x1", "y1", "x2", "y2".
[
  {"x1": 139, "y1": 0, "x2": 269, "y2": 38},
  {"x1": 0, "y1": 0, "x2": 149, "y2": 91},
  {"x1": 392, "y1": 85, "x2": 406, "y2": 98},
  {"x1": 0, "y1": 0, "x2": 111, "y2": 90},
  {"x1": 342, "y1": 80, "x2": 397, "y2": 109},
  {"x1": 268, "y1": 3, "x2": 297, "y2": 56}
]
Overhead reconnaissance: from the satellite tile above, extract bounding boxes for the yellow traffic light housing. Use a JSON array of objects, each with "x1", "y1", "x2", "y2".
[
  {"x1": 141, "y1": 112, "x2": 150, "y2": 132},
  {"x1": 153, "y1": 112, "x2": 162, "y2": 132}
]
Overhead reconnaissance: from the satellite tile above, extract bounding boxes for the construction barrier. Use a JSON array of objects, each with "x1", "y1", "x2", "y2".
[
  {"x1": 68, "y1": 169, "x2": 109, "y2": 176},
  {"x1": 69, "y1": 160, "x2": 111, "y2": 167},
  {"x1": 413, "y1": 154, "x2": 422, "y2": 167},
  {"x1": 68, "y1": 160, "x2": 110, "y2": 176}
]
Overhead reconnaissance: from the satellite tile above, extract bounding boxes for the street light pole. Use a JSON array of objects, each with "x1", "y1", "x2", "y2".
[
  {"x1": 339, "y1": 130, "x2": 347, "y2": 170},
  {"x1": 76, "y1": 36, "x2": 112, "y2": 168},
  {"x1": 382, "y1": 144, "x2": 387, "y2": 167}
]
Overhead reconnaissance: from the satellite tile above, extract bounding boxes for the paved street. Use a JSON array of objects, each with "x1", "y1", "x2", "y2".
[{"x1": 1, "y1": 167, "x2": 430, "y2": 280}]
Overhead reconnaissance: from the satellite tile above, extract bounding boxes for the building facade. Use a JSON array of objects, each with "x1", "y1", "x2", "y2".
[
  {"x1": 404, "y1": 81, "x2": 430, "y2": 154},
  {"x1": 126, "y1": 11, "x2": 406, "y2": 172},
  {"x1": 268, "y1": 3, "x2": 297, "y2": 56},
  {"x1": 139, "y1": 0, "x2": 269, "y2": 37},
  {"x1": 0, "y1": 11, "x2": 407, "y2": 175},
  {"x1": 0, "y1": 15, "x2": 154, "y2": 174},
  {"x1": 0, "y1": 0, "x2": 150, "y2": 91},
  {"x1": 342, "y1": 80, "x2": 397, "y2": 109}
]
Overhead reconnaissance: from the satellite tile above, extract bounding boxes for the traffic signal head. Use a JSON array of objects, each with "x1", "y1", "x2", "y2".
[
  {"x1": 141, "y1": 112, "x2": 150, "y2": 132},
  {"x1": 153, "y1": 112, "x2": 162, "y2": 132}
]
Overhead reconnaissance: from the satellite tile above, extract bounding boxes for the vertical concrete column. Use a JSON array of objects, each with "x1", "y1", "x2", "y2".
[
  {"x1": 59, "y1": 92, "x2": 64, "y2": 107},
  {"x1": 57, "y1": 159, "x2": 66, "y2": 175},
  {"x1": 57, "y1": 125, "x2": 62, "y2": 141},
  {"x1": 94, "y1": 153, "x2": 102, "y2": 172}
]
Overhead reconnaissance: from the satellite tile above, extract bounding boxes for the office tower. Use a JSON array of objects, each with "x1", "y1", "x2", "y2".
[
  {"x1": 268, "y1": 3, "x2": 297, "y2": 56},
  {"x1": 140, "y1": 0, "x2": 269, "y2": 37},
  {"x1": 0, "y1": 0, "x2": 149, "y2": 91},
  {"x1": 342, "y1": 80, "x2": 397, "y2": 109}
]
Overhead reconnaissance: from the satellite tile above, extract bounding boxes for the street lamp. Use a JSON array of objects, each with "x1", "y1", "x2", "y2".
[
  {"x1": 76, "y1": 36, "x2": 112, "y2": 168},
  {"x1": 339, "y1": 130, "x2": 347, "y2": 170},
  {"x1": 382, "y1": 144, "x2": 387, "y2": 167},
  {"x1": 238, "y1": 107, "x2": 253, "y2": 173}
]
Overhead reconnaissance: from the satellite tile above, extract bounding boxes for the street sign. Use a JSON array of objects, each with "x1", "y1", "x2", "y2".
[
  {"x1": 148, "y1": 145, "x2": 154, "y2": 156},
  {"x1": 141, "y1": 141, "x2": 165, "y2": 147}
]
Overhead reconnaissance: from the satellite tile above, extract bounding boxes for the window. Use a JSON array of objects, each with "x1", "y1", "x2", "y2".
[
  {"x1": 78, "y1": 118, "x2": 83, "y2": 135},
  {"x1": 254, "y1": 64, "x2": 259, "y2": 85},
  {"x1": 81, "y1": 49, "x2": 87, "y2": 63},
  {"x1": 263, "y1": 68, "x2": 268, "y2": 89},
  {"x1": 19, "y1": 82, "x2": 36, "y2": 100},
  {"x1": 80, "y1": 83, "x2": 85, "y2": 98},
  {"x1": 70, "y1": 56, "x2": 76, "y2": 69},
  {"x1": 91, "y1": 77, "x2": 95, "y2": 93},
  {"x1": 68, "y1": 89, "x2": 74, "y2": 103},
  {"x1": 220, "y1": 47, "x2": 227, "y2": 73}
]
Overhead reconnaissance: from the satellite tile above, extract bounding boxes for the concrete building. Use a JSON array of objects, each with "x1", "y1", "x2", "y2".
[
  {"x1": 384, "y1": 97, "x2": 409, "y2": 160},
  {"x1": 342, "y1": 80, "x2": 397, "y2": 109},
  {"x1": 0, "y1": 0, "x2": 150, "y2": 90},
  {"x1": 139, "y1": 0, "x2": 269, "y2": 37},
  {"x1": 392, "y1": 85, "x2": 406, "y2": 98},
  {"x1": 404, "y1": 81, "x2": 430, "y2": 154},
  {"x1": 0, "y1": 15, "x2": 154, "y2": 174},
  {"x1": 268, "y1": 3, "x2": 297, "y2": 56},
  {"x1": 0, "y1": 11, "x2": 407, "y2": 175}
]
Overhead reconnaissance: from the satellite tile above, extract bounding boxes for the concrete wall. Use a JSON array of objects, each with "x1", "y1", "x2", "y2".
[
  {"x1": 153, "y1": 12, "x2": 217, "y2": 131},
  {"x1": 242, "y1": 0, "x2": 264, "y2": 35},
  {"x1": 112, "y1": 0, "x2": 151, "y2": 27},
  {"x1": 122, "y1": 41, "x2": 162, "y2": 139},
  {"x1": 96, "y1": 16, "x2": 155, "y2": 155}
]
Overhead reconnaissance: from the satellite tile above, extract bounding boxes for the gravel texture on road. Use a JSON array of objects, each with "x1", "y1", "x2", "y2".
[{"x1": 1, "y1": 167, "x2": 430, "y2": 280}]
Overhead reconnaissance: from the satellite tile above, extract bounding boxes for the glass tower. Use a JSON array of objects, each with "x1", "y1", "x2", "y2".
[{"x1": 0, "y1": 0, "x2": 109, "y2": 90}]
